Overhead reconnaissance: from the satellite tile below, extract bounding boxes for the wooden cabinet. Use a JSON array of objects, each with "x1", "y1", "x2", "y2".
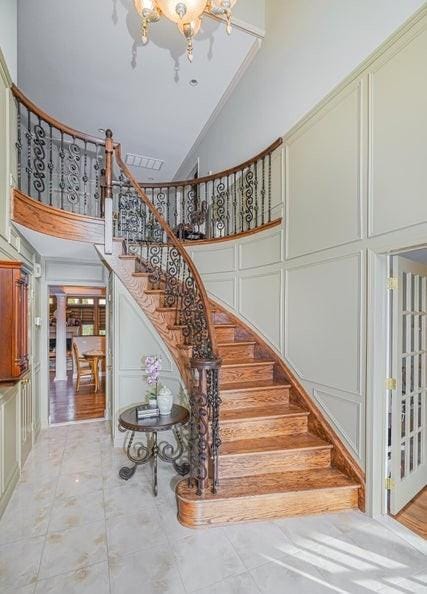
[{"x1": 0, "y1": 261, "x2": 29, "y2": 382}]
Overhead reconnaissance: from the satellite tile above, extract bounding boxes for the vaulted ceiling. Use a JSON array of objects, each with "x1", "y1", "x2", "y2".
[{"x1": 17, "y1": 0, "x2": 261, "y2": 181}]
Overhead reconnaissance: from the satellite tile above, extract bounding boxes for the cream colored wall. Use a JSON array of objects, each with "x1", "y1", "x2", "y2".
[
  {"x1": 186, "y1": 9, "x2": 427, "y2": 473},
  {"x1": 0, "y1": 49, "x2": 42, "y2": 518},
  {"x1": 111, "y1": 275, "x2": 184, "y2": 447}
]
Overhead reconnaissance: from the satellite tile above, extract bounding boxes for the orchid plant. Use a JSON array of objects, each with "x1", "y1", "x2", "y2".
[{"x1": 143, "y1": 355, "x2": 162, "y2": 401}]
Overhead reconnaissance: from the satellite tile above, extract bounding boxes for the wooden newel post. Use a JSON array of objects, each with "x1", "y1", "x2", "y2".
[
  {"x1": 104, "y1": 130, "x2": 114, "y2": 255},
  {"x1": 190, "y1": 357, "x2": 222, "y2": 495}
]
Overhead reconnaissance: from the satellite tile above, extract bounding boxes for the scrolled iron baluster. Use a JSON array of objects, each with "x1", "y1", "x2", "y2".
[
  {"x1": 254, "y1": 161, "x2": 259, "y2": 228},
  {"x1": 65, "y1": 137, "x2": 81, "y2": 211},
  {"x1": 82, "y1": 140, "x2": 88, "y2": 215},
  {"x1": 232, "y1": 172, "x2": 237, "y2": 235},
  {"x1": 261, "y1": 157, "x2": 266, "y2": 225},
  {"x1": 48, "y1": 124, "x2": 53, "y2": 206},
  {"x1": 16, "y1": 100, "x2": 22, "y2": 190},
  {"x1": 268, "y1": 152, "x2": 272, "y2": 222},
  {"x1": 59, "y1": 131, "x2": 65, "y2": 209},
  {"x1": 25, "y1": 107, "x2": 32, "y2": 197},
  {"x1": 244, "y1": 166, "x2": 255, "y2": 231},
  {"x1": 32, "y1": 120, "x2": 46, "y2": 199}
]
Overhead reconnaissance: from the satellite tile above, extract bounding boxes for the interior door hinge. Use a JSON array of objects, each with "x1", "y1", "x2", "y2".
[
  {"x1": 385, "y1": 377, "x2": 397, "y2": 390},
  {"x1": 387, "y1": 277, "x2": 398, "y2": 290},
  {"x1": 385, "y1": 477, "x2": 395, "y2": 490}
]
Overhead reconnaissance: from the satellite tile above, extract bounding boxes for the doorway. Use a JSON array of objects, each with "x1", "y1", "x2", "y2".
[
  {"x1": 386, "y1": 249, "x2": 427, "y2": 539},
  {"x1": 48, "y1": 285, "x2": 107, "y2": 424}
]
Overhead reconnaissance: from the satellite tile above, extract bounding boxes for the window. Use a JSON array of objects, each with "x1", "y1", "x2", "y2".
[
  {"x1": 99, "y1": 329, "x2": 106, "y2": 336},
  {"x1": 81, "y1": 298, "x2": 94, "y2": 305},
  {"x1": 99, "y1": 298, "x2": 106, "y2": 306},
  {"x1": 67, "y1": 298, "x2": 80, "y2": 305},
  {"x1": 81, "y1": 324, "x2": 94, "y2": 336}
]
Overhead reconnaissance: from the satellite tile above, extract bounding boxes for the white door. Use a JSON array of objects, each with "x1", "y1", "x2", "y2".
[{"x1": 390, "y1": 256, "x2": 427, "y2": 514}]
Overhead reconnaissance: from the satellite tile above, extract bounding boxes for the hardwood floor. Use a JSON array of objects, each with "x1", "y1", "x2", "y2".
[
  {"x1": 49, "y1": 369, "x2": 105, "y2": 424},
  {"x1": 394, "y1": 487, "x2": 427, "y2": 539}
]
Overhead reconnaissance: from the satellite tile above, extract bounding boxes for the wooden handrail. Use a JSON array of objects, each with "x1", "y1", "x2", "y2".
[
  {"x1": 11, "y1": 84, "x2": 112, "y2": 147},
  {"x1": 113, "y1": 144, "x2": 218, "y2": 357},
  {"x1": 140, "y1": 137, "x2": 283, "y2": 189}
]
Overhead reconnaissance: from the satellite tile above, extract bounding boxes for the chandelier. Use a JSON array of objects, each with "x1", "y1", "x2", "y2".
[{"x1": 134, "y1": 1, "x2": 237, "y2": 62}]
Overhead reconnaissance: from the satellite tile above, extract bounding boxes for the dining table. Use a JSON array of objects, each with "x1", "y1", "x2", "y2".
[{"x1": 82, "y1": 350, "x2": 106, "y2": 392}]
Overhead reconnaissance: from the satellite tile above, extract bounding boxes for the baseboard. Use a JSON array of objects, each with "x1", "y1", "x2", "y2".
[{"x1": 0, "y1": 464, "x2": 20, "y2": 520}]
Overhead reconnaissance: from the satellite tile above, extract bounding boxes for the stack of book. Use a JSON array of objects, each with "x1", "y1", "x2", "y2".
[{"x1": 136, "y1": 404, "x2": 160, "y2": 420}]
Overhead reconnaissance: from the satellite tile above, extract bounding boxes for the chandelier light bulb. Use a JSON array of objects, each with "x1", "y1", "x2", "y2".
[{"x1": 134, "y1": 0, "x2": 237, "y2": 59}]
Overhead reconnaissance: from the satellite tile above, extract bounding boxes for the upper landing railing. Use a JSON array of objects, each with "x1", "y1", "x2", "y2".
[
  {"x1": 12, "y1": 85, "x2": 282, "y2": 242},
  {"x1": 139, "y1": 138, "x2": 283, "y2": 241}
]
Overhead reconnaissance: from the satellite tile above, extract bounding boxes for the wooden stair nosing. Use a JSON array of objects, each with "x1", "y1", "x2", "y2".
[
  {"x1": 219, "y1": 433, "x2": 333, "y2": 457},
  {"x1": 220, "y1": 404, "x2": 308, "y2": 423},
  {"x1": 220, "y1": 380, "x2": 291, "y2": 394},
  {"x1": 177, "y1": 468, "x2": 360, "y2": 501},
  {"x1": 220, "y1": 359, "x2": 275, "y2": 369}
]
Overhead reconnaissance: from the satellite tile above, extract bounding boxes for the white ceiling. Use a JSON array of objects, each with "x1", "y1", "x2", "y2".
[
  {"x1": 401, "y1": 248, "x2": 427, "y2": 264},
  {"x1": 17, "y1": 0, "x2": 258, "y2": 181}
]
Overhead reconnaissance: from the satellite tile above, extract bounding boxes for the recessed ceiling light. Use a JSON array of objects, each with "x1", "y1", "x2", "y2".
[{"x1": 189, "y1": 79, "x2": 198, "y2": 87}]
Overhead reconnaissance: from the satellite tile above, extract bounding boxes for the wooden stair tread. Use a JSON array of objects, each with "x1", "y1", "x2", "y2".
[
  {"x1": 221, "y1": 404, "x2": 308, "y2": 423},
  {"x1": 177, "y1": 468, "x2": 359, "y2": 501},
  {"x1": 220, "y1": 380, "x2": 290, "y2": 393},
  {"x1": 217, "y1": 341, "x2": 257, "y2": 347},
  {"x1": 145, "y1": 289, "x2": 165, "y2": 294},
  {"x1": 221, "y1": 359, "x2": 274, "y2": 368},
  {"x1": 220, "y1": 433, "x2": 332, "y2": 456},
  {"x1": 214, "y1": 323, "x2": 237, "y2": 328},
  {"x1": 132, "y1": 272, "x2": 150, "y2": 277}
]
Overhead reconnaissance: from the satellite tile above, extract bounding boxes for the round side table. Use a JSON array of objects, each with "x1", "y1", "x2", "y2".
[{"x1": 118, "y1": 404, "x2": 190, "y2": 496}]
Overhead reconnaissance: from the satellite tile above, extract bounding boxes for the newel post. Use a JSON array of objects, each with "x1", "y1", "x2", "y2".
[
  {"x1": 190, "y1": 357, "x2": 222, "y2": 495},
  {"x1": 104, "y1": 129, "x2": 114, "y2": 255}
]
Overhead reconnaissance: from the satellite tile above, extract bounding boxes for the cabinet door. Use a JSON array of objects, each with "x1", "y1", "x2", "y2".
[{"x1": 20, "y1": 377, "x2": 33, "y2": 466}]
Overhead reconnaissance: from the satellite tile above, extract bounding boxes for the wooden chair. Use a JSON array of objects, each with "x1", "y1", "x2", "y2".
[{"x1": 72, "y1": 341, "x2": 94, "y2": 391}]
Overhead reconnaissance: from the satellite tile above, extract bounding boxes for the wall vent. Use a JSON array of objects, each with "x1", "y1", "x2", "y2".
[{"x1": 125, "y1": 152, "x2": 164, "y2": 171}]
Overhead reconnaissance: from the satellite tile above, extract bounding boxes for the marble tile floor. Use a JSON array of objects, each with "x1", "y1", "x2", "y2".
[{"x1": 0, "y1": 421, "x2": 425, "y2": 594}]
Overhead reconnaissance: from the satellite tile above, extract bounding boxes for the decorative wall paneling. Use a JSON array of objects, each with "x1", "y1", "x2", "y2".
[
  {"x1": 187, "y1": 11, "x2": 427, "y2": 472},
  {"x1": 110, "y1": 274, "x2": 183, "y2": 446}
]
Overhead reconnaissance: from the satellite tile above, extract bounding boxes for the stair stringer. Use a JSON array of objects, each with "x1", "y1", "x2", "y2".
[
  {"x1": 210, "y1": 298, "x2": 366, "y2": 511},
  {"x1": 95, "y1": 242, "x2": 193, "y2": 392}
]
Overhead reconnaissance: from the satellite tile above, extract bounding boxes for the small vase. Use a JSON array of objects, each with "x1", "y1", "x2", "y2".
[
  {"x1": 148, "y1": 396, "x2": 158, "y2": 409},
  {"x1": 157, "y1": 385, "x2": 173, "y2": 415}
]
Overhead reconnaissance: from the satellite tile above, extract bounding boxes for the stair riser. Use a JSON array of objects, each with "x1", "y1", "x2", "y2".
[
  {"x1": 215, "y1": 327, "x2": 235, "y2": 342},
  {"x1": 219, "y1": 448, "x2": 331, "y2": 478},
  {"x1": 220, "y1": 415, "x2": 308, "y2": 442},
  {"x1": 220, "y1": 387, "x2": 290, "y2": 409},
  {"x1": 131, "y1": 275, "x2": 151, "y2": 290},
  {"x1": 218, "y1": 344, "x2": 255, "y2": 361},
  {"x1": 220, "y1": 363, "x2": 274, "y2": 385},
  {"x1": 177, "y1": 487, "x2": 358, "y2": 527},
  {"x1": 212, "y1": 312, "x2": 232, "y2": 325}
]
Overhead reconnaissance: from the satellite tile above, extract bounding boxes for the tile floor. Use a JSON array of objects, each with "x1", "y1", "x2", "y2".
[{"x1": 0, "y1": 421, "x2": 425, "y2": 594}]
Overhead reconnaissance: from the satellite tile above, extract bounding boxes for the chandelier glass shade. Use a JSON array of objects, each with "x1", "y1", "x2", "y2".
[{"x1": 134, "y1": 0, "x2": 238, "y2": 61}]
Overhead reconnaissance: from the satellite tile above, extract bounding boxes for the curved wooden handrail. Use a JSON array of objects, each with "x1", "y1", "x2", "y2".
[
  {"x1": 114, "y1": 144, "x2": 218, "y2": 357},
  {"x1": 11, "y1": 84, "x2": 112, "y2": 147},
  {"x1": 140, "y1": 137, "x2": 283, "y2": 189}
]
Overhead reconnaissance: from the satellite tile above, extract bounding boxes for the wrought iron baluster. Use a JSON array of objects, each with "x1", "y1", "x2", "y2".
[
  {"x1": 226, "y1": 175, "x2": 230, "y2": 236},
  {"x1": 261, "y1": 157, "x2": 265, "y2": 225},
  {"x1": 83, "y1": 141, "x2": 88, "y2": 215},
  {"x1": 239, "y1": 170, "x2": 244, "y2": 233},
  {"x1": 26, "y1": 107, "x2": 32, "y2": 197},
  {"x1": 268, "y1": 152, "x2": 272, "y2": 222},
  {"x1": 233, "y1": 172, "x2": 237, "y2": 235},
  {"x1": 48, "y1": 125, "x2": 53, "y2": 206},
  {"x1": 59, "y1": 131, "x2": 65, "y2": 209},
  {"x1": 15, "y1": 100, "x2": 22, "y2": 190},
  {"x1": 32, "y1": 116, "x2": 46, "y2": 201},
  {"x1": 254, "y1": 161, "x2": 258, "y2": 228}
]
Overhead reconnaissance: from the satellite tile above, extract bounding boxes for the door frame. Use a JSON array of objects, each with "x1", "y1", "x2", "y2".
[
  {"x1": 40, "y1": 278, "x2": 108, "y2": 428},
  {"x1": 366, "y1": 242, "x2": 427, "y2": 518}
]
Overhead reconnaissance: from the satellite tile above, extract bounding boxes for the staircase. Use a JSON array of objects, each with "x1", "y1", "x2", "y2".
[
  {"x1": 99, "y1": 241, "x2": 361, "y2": 527},
  {"x1": 11, "y1": 85, "x2": 364, "y2": 528}
]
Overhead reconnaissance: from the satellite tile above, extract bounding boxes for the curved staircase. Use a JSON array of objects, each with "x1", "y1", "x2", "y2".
[
  {"x1": 10, "y1": 85, "x2": 364, "y2": 528},
  {"x1": 98, "y1": 240, "x2": 361, "y2": 527}
]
